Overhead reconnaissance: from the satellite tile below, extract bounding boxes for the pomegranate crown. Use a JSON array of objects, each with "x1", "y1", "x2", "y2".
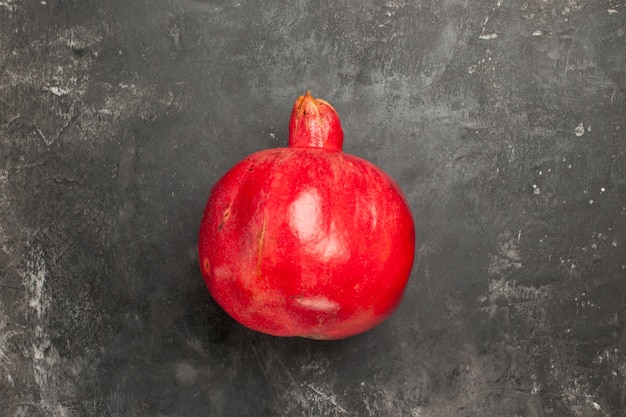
[{"x1": 288, "y1": 91, "x2": 344, "y2": 151}]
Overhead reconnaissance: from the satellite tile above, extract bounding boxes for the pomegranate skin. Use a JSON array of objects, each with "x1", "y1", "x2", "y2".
[{"x1": 198, "y1": 93, "x2": 415, "y2": 340}]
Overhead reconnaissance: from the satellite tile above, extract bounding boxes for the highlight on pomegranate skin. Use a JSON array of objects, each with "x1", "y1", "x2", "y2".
[{"x1": 198, "y1": 91, "x2": 415, "y2": 340}]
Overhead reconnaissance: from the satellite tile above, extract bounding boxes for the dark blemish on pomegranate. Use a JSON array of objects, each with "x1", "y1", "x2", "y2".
[
  {"x1": 202, "y1": 258, "x2": 210, "y2": 273},
  {"x1": 218, "y1": 208, "x2": 231, "y2": 231}
]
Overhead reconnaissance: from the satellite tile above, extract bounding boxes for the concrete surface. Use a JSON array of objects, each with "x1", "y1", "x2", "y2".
[{"x1": 0, "y1": 0, "x2": 624, "y2": 416}]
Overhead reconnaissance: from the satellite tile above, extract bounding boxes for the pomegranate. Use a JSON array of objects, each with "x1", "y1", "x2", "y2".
[{"x1": 198, "y1": 91, "x2": 415, "y2": 339}]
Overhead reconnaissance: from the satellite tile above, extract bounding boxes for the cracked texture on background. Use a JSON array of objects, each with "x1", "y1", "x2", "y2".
[{"x1": 1, "y1": 0, "x2": 625, "y2": 416}]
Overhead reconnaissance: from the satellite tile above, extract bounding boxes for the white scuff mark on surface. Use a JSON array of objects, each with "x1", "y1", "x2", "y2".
[
  {"x1": 608, "y1": 8, "x2": 618, "y2": 14},
  {"x1": 488, "y1": 231, "x2": 523, "y2": 275},
  {"x1": 384, "y1": 0, "x2": 408, "y2": 8},
  {"x1": 18, "y1": 245, "x2": 71, "y2": 416},
  {"x1": 46, "y1": 85, "x2": 72, "y2": 97},
  {"x1": 25, "y1": 245, "x2": 51, "y2": 392},
  {"x1": 479, "y1": 0, "x2": 503, "y2": 40},
  {"x1": 531, "y1": 381, "x2": 541, "y2": 395},
  {"x1": 304, "y1": 382, "x2": 347, "y2": 413},
  {"x1": 480, "y1": 231, "x2": 554, "y2": 317},
  {"x1": 488, "y1": 277, "x2": 550, "y2": 302},
  {"x1": 480, "y1": 276, "x2": 551, "y2": 318},
  {"x1": 574, "y1": 122, "x2": 585, "y2": 137},
  {"x1": 26, "y1": 246, "x2": 48, "y2": 320},
  {"x1": 65, "y1": 25, "x2": 103, "y2": 52},
  {"x1": 0, "y1": 0, "x2": 17, "y2": 12},
  {"x1": 467, "y1": 55, "x2": 494, "y2": 74},
  {"x1": 532, "y1": 29, "x2": 543, "y2": 36},
  {"x1": 411, "y1": 407, "x2": 424, "y2": 416},
  {"x1": 118, "y1": 82, "x2": 137, "y2": 93},
  {"x1": 0, "y1": 302, "x2": 19, "y2": 389},
  {"x1": 479, "y1": 31, "x2": 498, "y2": 40}
]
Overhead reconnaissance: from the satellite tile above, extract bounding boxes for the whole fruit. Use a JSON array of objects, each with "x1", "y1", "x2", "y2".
[{"x1": 198, "y1": 91, "x2": 415, "y2": 339}]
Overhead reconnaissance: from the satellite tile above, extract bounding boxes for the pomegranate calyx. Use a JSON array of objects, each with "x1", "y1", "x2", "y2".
[{"x1": 288, "y1": 91, "x2": 344, "y2": 151}]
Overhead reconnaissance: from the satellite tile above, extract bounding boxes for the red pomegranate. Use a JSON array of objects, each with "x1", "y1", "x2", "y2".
[{"x1": 198, "y1": 91, "x2": 415, "y2": 339}]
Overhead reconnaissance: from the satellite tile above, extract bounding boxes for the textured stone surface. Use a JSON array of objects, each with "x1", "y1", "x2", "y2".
[{"x1": 1, "y1": 0, "x2": 624, "y2": 415}]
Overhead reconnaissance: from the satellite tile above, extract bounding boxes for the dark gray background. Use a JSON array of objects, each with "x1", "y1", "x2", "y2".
[{"x1": 1, "y1": 0, "x2": 625, "y2": 416}]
